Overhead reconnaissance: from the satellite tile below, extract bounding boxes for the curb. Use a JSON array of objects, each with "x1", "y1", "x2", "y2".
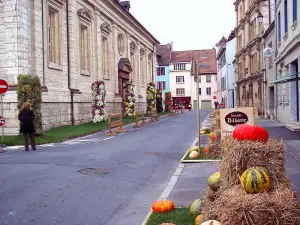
[
  {"x1": 141, "y1": 113, "x2": 210, "y2": 225},
  {"x1": 3, "y1": 114, "x2": 171, "y2": 151}
]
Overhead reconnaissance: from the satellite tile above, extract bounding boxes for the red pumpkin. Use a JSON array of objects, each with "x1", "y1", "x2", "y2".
[
  {"x1": 203, "y1": 146, "x2": 208, "y2": 153},
  {"x1": 152, "y1": 199, "x2": 175, "y2": 213},
  {"x1": 233, "y1": 124, "x2": 269, "y2": 142},
  {"x1": 210, "y1": 132, "x2": 215, "y2": 141}
]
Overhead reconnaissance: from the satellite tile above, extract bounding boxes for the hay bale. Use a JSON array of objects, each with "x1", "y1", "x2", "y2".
[
  {"x1": 212, "y1": 185, "x2": 300, "y2": 225},
  {"x1": 220, "y1": 136, "x2": 289, "y2": 189},
  {"x1": 205, "y1": 130, "x2": 222, "y2": 159},
  {"x1": 202, "y1": 187, "x2": 222, "y2": 220}
]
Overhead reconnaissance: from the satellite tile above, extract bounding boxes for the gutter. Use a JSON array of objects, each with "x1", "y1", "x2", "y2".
[
  {"x1": 66, "y1": 0, "x2": 75, "y2": 125},
  {"x1": 41, "y1": 0, "x2": 45, "y2": 87}
]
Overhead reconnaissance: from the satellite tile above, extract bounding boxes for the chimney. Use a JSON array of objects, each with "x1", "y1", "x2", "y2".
[{"x1": 119, "y1": 1, "x2": 131, "y2": 12}]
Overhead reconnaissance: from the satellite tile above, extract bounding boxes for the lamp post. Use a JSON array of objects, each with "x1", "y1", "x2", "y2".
[{"x1": 257, "y1": 12, "x2": 263, "y2": 24}]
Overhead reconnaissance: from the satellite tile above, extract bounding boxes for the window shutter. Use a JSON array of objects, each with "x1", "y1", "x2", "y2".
[
  {"x1": 162, "y1": 67, "x2": 165, "y2": 75},
  {"x1": 157, "y1": 68, "x2": 160, "y2": 76},
  {"x1": 163, "y1": 81, "x2": 166, "y2": 90}
]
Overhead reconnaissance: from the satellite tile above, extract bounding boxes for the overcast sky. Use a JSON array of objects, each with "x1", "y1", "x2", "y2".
[{"x1": 129, "y1": 0, "x2": 236, "y2": 51}]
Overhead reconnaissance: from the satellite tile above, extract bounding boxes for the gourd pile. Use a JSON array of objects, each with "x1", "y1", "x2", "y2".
[
  {"x1": 203, "y1": 110, "x2": 222, "y2": 159},
  {"x1": 200, "y1": 123, "x2": 300, "y2": 225}
]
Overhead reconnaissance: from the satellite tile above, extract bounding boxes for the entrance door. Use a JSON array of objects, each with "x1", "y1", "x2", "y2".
[
  {"x1": 193, "y1": 100, "x2": 197, "y2": 110},
  {"x1": 201, "y1": 100, "x2": 212, "y2": 109}
]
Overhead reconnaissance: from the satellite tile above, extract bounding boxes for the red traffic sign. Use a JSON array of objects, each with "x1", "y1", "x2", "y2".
[
  {"x1": 0, "y1": 79, "x2": 8, "y2": 94},
  {"x1": 0, "y1": 116, "x2": 5, "y2": 127}
]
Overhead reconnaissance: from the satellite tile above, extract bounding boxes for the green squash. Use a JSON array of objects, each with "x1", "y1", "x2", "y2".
[
  {"x1": 189, "y1": 199, "x2": 202, "y2": 215},
  {"x1": 208, "y1": 172, "x2": 221, "y2": 192}
]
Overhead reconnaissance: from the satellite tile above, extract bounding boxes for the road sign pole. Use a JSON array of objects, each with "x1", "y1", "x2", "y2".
[
  {"x1": 1, "y1": 94, "x2": 3, "y2": 143},
  {"x1": 195, "y1": 61, "x2": 201, "y2": 152}
]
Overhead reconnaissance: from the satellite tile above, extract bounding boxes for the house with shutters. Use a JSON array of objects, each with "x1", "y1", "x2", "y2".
[
  {"x1": 169, "y1": 49, "x2": 217, "y2": 109},
  {"x1": 156, "y1": 43, "x2": 172, "y2": 110}
]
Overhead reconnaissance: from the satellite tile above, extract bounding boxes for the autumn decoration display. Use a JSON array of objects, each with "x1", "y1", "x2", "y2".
[
  {"x1": 91, "y1": 81, "x2": 107, "y2": 123},
  {"x1": 123, "y1": 80, "x2": 136, "y2": 116}
]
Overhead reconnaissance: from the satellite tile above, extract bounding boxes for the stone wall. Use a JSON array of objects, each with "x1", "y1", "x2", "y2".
[{"x1": 0, "y1": 0, "x2": 158, "y2": 135}]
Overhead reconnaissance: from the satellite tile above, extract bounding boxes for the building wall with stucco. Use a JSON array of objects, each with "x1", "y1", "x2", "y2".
[{"x1": 0, "y1": 0, "x2": 159, "y2": 135}]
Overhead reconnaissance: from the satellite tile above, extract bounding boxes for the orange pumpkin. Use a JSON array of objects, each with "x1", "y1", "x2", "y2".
[
  {"x1": 210, "y1": 132, "x2": 215, "y2": 141},
  {"x1": 152, "y1": 199, "x2": 175, "y2": 213},
  {"x1": 203, "y1": 146, "x2": 208, "y2": 153},
  {"x1": 158, "y1": 224, "x2": 176, "y2": 225},
  {"x1": 195, "y1": 214, "x2": 205, "y2": 225}
]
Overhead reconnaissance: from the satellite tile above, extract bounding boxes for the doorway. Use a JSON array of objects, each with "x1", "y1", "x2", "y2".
[
  {"x1": 118, "y1": 58, "x2": 132, "y2": 115},
  {"x1": 290, "y1": 60, "x2": 299, "y2": 122}
]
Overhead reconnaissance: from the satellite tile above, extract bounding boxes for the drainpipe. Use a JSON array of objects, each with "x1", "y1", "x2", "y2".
[
  {"x1": 41, "y1": 0, "x2": 45, "y2": 87},
  {"x1": 274, "y1": 2, "x2": 278, "y2": 121},
  {"x1": 66, "y1": 0, "x2": 75, "y2": 125}
]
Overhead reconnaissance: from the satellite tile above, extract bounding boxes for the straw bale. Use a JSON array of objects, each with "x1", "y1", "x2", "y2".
[
  {"x1": 207, "y1": 185, "x2": 300, "y2": 225},
  {"x1": 220, "y1": 136, "x2": 289, "y2": 189},
  {"x1": 205, "y1": 129, "x2": 222, "y2": 159}
]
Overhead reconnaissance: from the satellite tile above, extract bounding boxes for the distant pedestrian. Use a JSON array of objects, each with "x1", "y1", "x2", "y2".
[
  {"x1": 214, "y1": 101, "x2": 219, "y2": 110},
  {"x1": 18, "y1": 102, "x2": 36, "y2": 151},
  {"x1": 188, "y1": 103, "x2": 192, "y2": 111}
]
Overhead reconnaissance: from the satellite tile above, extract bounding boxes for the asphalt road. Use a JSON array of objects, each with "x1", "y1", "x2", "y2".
[{"x1": 0, "y1": 110, "x2": 211, "y2": 225}]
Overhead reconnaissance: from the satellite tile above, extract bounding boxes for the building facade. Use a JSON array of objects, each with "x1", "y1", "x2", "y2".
[
  {"x1": 216, "y1": 31, "x2": 237, "y2": 108},
  {"x1": 169, "y1": 49, "x2": 217, "y2": 109},
  {"x1": 156, "y1": 44, "x2": 172, "y2": 110},
  {"x1": 0, "y1": 0, "x2": 159, "y2": 135},
  {"x1": 260, "y1": 0, "x2": 276, "y2": 120},
  {"x1": 233, "y1": 0, "x2": 272, "y2": 116},
  {"x1": 273, "y1": 0, "x2": 299, "y2": 126}
]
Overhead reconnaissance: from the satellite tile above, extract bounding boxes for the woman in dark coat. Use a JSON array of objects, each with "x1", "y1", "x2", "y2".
[{"x1": 18, "y1": 102, "x2": 36, "y2": 151}]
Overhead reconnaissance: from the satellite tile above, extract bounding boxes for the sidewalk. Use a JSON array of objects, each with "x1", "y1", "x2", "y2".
[{"x1": 167, "y1": 118, "x2": 300, "y2": 207}]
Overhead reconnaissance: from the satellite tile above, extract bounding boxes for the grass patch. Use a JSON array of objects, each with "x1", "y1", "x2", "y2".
[
  {"x1": 2, "y1": 112, "x2": 169, "y2": 146},
  {"x1": 146, "y1": 208, "x2": 195, "y2": 225},
  {"x1": 183, "y1": 147, "x2": 206, "y2": 161}
]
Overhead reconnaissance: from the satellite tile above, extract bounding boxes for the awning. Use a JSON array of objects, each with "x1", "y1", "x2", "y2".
[{"x1": 271, "y1": 72, "x2": 300, "y2": 84}]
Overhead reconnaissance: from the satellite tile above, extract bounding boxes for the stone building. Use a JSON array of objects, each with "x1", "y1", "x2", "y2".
[
  {"x1": 0, "y1": 0, "x2": 159, "y2": 135},
  {"x1": 233, "y1": 0, "x2": 271, "y2": 116},
  {"x1": 273, "y1": 0, "x2": 299, "y2": 128}
]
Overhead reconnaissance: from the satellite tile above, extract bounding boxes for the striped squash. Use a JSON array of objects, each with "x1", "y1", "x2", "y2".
[
  {"x1": 189, "y1": 199, "x2": 202, "y2": 215},
  {"x1": 240, "y1": 167, "x2": 271, "y2": 194}
]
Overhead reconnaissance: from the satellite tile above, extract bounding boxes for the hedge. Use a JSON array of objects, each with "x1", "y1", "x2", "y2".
[{"x1": 17, "y1": 74, "x2": 43, "y2": 135}]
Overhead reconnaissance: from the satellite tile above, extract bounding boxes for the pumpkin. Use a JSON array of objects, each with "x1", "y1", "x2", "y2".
[
  {"x1": 158, "y1": 224, "x2": 176, "y2": 225},
  {"x1": 189, "y1": 151, "x2": 199, "y2": 159},
  {"x1": 201, "y1": 220, "x2": 222, "y2": 225},
  {"x1": 203, "y1": 146, "x2": 208, "y2": 153},
  {"x1": 200, "y1": 131, "x2": 206, "y2": 135},
  {"x1": 189, "y1": 146, "x2": 199, "y2": 153},
  {"x1": 152, "y1": 199, "x2": 175, "y2": 213},
  {"x1": 189, "y1": 199, "x2": 202, "y2": 215},
  {"x1": 233, "y1": 124, "x2": 269, "y2": 142},
  {"x1": 240, "y1": 167, "x2": 271, "y2": 194},
  {"x1": 208, "y1": 172, "x2": 221, "y2": 192},
  {"x1": 210, "y1": 132, "x2": 215, "y2": 141},
  {"x1": 201, "y1": 127, "x2": 210, "y2": 131},
  {"x1": 195, "y1": 214, "x2": 205, "y2": 225}
]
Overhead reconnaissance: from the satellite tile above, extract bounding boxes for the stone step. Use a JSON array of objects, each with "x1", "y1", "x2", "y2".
[{"x1": 284, "y1": 123, "x2": 300, "y2": 132}]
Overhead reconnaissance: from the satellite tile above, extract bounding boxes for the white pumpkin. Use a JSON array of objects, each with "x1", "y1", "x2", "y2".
[
  {"x1": 189, "y1": 151, "x2": 199, "y2": 159},
  {"x1": 201, "y1": 220, "x2": 222, "y2": 225}
]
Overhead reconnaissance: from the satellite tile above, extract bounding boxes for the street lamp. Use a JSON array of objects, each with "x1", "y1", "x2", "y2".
[{"x1": 257, "y1": 12, "x2": 263, "y2": 24}]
